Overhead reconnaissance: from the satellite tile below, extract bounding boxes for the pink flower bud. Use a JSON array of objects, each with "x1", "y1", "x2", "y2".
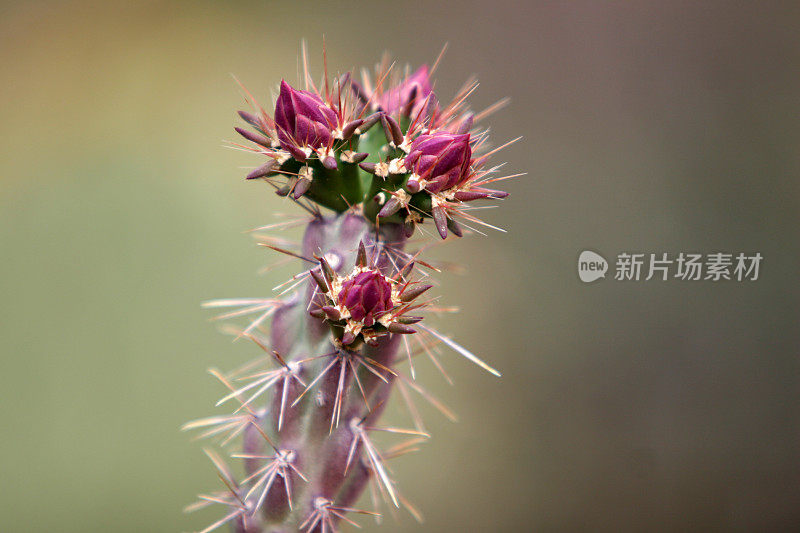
[
  {"x1": 337, "y1": 271, "x2": 393, "y2": 326},
  {"x1": 274, "y1": 80, "x2": 338, "y2": 150},
  {"x1": 404, "y1": 132, "x2": 472, "y2": 193},
  {"x1": 379, "y1": 65, "x2": 433, "y2": 118}
]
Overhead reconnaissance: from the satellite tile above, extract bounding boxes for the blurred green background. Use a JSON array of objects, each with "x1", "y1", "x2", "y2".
[{"x1": 1, "y1": 1, "x2": 799, "y2": 531}]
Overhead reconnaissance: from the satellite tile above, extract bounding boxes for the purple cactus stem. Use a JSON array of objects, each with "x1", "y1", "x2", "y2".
[
  {"x1": 318, "y1": 425, "x2": 357, "y2": 498},
  {"x1": 302, "y1": 216, "x2": 328, "y2": 258},
  {"x1": 242, "y1": 419, "x2": 266, "y2": 477},
  {"x1": 270, "y1": 300, "x2": 300, "y2": 356},
  {"x1": 336, "y1": 458, "x2": 372, "y2": 510},
  {"x1": 233, "y1": 514, "x2": 262, "y2": 533},
  {"x1": 262, "y1": 450, "x2": 301, "y2": 521},
  {"x1": 339, "y1": 211, "x2": 371, "y2": 250}
]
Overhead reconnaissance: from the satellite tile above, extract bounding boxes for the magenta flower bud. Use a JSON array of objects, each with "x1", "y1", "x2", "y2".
[
  {"x1": 379, "y1": 65, "x2": 433, "y2": 118},
  {"x1": 274, "y1": 80, "x2": 338, "y2": 150},
  {"x1": 404, "y1": 132, "x2": 472, "y2": 193},
  {"x1": 337, "y1": 271, "x2": 393, "y2": 326}
]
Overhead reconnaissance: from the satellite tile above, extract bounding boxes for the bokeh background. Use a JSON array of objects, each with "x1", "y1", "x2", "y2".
[{"x1": 1, "y1": 1, "x2": 799, "y2": 531}]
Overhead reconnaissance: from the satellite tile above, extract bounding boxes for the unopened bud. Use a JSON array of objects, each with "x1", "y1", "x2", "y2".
[
  {"x1": 399, "y1": 284, "x2": 432, "y2": 302},
  {"x1": 431, "y1": 204, "x2": 449, "y2": 239},
  {"x1": 246, "y1": 160, "x2": 277, "y2": 180},
  {"x1": 235, "y1": 127, "x2": 271, "y2": 147},
  {"x1": 378, "y1": 197, "x2": 402, "y2": 218},
  {"x1": 388, "y1": 323, "x2": 416, "y2": 334},
  {"x1": 356, "y1": 241, "x2": 368, "y2": 268},
  {"x1": 381, "y1": 114, "x2": 404, "y2": 146},
  {"x1": 341, "y1": 119, "x2": 364, "y2": 140}
]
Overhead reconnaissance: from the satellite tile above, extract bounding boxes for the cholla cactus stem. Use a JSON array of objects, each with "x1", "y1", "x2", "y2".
[{"x1": 187, "y1": 45, "x2": 516, "y2": 532}]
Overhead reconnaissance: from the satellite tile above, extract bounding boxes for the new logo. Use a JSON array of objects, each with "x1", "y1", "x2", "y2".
[{"x1": 578, "y1": 250, "x2": 608, "y2": 283}]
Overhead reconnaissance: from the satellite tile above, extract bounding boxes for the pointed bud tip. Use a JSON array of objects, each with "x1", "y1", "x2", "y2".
[
  {"x1": 399, "y1": 284, "x2": 433, "y2": 302},
  {"x1": 235, "y1": 127, "x2": 271, "y2": 147},
  {"x1": 322, "y1": 156, "x2": 338, "y2": 170},
  {"x1": 432, "y1": 206, "x2": 448, "y2": 239},
  {"x1": 360, "y1": 112, "x2": 381, "y2": 132},
  {"x1": 378, "y1": 197, "x2": 401, "y2": 218},
  {"x1": 292, "y1": 178, "x2": 311, "y2": 199},
  {"x1": 321, "y1": 306, "x2": 341, "y2": 321},
  {"x1": 246, "y1": 160, "x2": 277, "y2": 180},
  {"x1": 380, "y1": 114, "x2": 404, "y2": 145},
  {"x1": 318, "y1": 256, "x2": 335, "y2": 283},
  {"x1": 348, "y1": 152, "x2": 369, "y2": 164},
  {"x1": 341, "y1": 119, "x2": 364, "y2": 140},
  {"x1": 238, "y1": 110, "x2": 261, "y2": 128},
  {"x1": 286, "y1": 145, "x2": 307, "y2": 162},
  {"x1": 447, "y1": 219, "x2": 463, "y2": 238},
  {"x1": 310, "y1": 269, "x2": 329, "y2": 293},
  {"x1": 388, "y1": 323, "x2": 416, "y2": 335},
  {"x1": 356, "y1": 241, "x2": 367, "y2": 267}
]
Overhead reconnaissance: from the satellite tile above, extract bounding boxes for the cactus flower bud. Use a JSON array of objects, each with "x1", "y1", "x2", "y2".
[
  {"x1": 338, "y1": 271, "x2": 393, "y2": 327},
  {"x1": 404, "y1": 132, "x2": 472, "y2": 193},
  {"x1": 274, "y1": 80, "x2": 338, "y2": 150},
  {"x1": 379, "y1": 65, "x2": 433, "y2": 119},
  {"x1": 306, "y1": 240, "x2": 429, "y2": 346}
]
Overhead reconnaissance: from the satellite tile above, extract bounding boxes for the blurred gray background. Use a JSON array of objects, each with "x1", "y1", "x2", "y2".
[{"x1": 1, "y1": 1, "x2": 798, "y2": 531}]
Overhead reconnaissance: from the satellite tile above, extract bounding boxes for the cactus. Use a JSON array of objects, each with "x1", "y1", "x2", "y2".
[{"x1": 184, "y1": 47, "x2": 517, "y2": 532}]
